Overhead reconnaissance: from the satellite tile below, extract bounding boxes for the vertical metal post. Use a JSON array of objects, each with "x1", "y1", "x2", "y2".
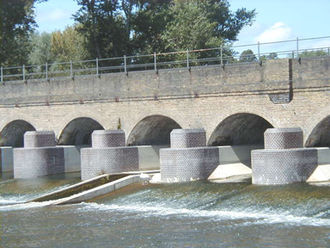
[
  {"x1": 220, "y1": 45, "x2": 223, "y2": 66},
  {"x1": 70, "y1": 61, "x2": 73, "y2": 78},
  {"x1": 0, "y1": 66, "x2": 3, "y2": 83},
  {"x1": 154, "y1": 52, "x2": 157, "y2": 72},
  {"x1": 96, "y1": 58, "x2": 99, "y2": 76},
  {"x1": 296, "y1": 37, "x2": 299, "y2": 59},
  {"x1": 124, "y1": 55, "x2": 127, "y2": 74},
  {"x1": 22, "y1": 65, "x2": 25, "y2": 81},
  {"x1": 328, "y1": 47, "x2": 330, "y2": 56},
  {"x1": 186, "y1": 49, "x2": 190, "y2": 69},
  {"x1": 257, "y1": 42, "x2": 261, "y2": 61},
  {"x1": 292, "y1": 51, "x2": 295, "y2": 59},
  {"x1": 45, "y1": 63, "x2": 48, "y2": 81}
]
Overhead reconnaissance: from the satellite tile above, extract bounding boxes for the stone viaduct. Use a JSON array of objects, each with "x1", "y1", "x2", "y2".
[{"x1": 0, "y1": 57, "x2": 329, "y2": 150}]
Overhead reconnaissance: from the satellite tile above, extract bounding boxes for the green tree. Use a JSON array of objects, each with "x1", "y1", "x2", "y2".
[
  {"x1": 162, "y1": 0, "x2": 255, "y2": 51},
  {"x1": 28, "y1": 32, "x2": 53, "y2": 65},
  {"x1": 51, "y1": 25, "x2": 88, "y2": 62},
  {"x1": 0, "y1": 0, "x2": 46, "y2": 66},
  {"x1": 239, "y1": 49, "x2": 257, "y2": 62},
  {"x1": 74, "y1": 0, "x2": 129, "y2": 58}
]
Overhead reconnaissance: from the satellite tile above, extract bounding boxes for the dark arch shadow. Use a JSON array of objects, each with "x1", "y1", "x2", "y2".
[
  {"x1": 0, "y1": 120, "x2": 36, "y2": 147},
  {"x1": 58, "y1": 117, "x2": 104, "y2": 146},
  {"x1": 208, "y1": 113, "x2": 273, "y2": 146},
  {"x1": 208, "y1": 113, "x2": 273, "y2": 167},
  {"x1": 305, "y1": 115, "x2": 330, "y2": 147},
  {"x1": 127, "y1": 115, "x2": 181, "y2": 146}
]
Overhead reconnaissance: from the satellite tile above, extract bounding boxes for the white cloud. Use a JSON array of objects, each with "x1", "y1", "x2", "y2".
[
  {"x1": 36, "y1": 8, "x2": 71, "y2": 22},
  {"x1": 256, "y1": 22, "x2": 292, "y2": 43}
]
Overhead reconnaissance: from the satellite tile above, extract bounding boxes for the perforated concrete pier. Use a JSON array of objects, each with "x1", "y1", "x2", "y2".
[
  {"x1": 13, "y1": 131, "x2": 64, "y2": 178},
  {"x1": 81, "y1": 130, "x2": 139, "y2": 180},
  {"x1": 252, "y1": 128, "x2": 318, "y2": 185},
  {"x1": 160, "y1": 129, "x2": 219, "y2": 182}
]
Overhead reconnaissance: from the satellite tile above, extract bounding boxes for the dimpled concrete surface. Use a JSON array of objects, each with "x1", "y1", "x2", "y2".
[
  {"x1": 161, "y1": 129, "x2": 219, "y2": 182},
  {"x1": 24, "y1": 131, "x2": 56, "y2": 147},
  {"x1": 252, "y1": 128, "x2": 318, "y2": 185},
  {"x1": 170, "y1": 129, "x2": 206, "y2": 148},
  {"x1": 264, "y1": 128, "x2": 303, "y2": 149},
  {"x1": 14, "y1": 131, "x2": 64, "y2": 178},
  {"x1": 81, "y1": 130, "x2": 138, "y2": 180},
  {"x1": 92, "y1": 130, "x2": 125, "y2": 148}
]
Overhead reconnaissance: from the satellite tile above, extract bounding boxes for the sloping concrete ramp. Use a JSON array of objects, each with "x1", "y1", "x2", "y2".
[{"x1": 30, "y1": 170, "x2": 158, "y2": 205}]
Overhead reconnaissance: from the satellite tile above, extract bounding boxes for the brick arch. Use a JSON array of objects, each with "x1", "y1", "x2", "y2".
[
  {"x1": 208, "y1": 112, "x2": 274, "y2": 146},
  {"x1": 0, "y1": 120, "x2": 36, "y2": 147},
  {"x1": 58, "y1": 117, "x2": 104, "y2": 146},
  {"x1": 305, "y1": 115, "x2": 330, "y2": 147},
  {"x1": 127, "y1": 115, "x2": 182, "y2": 146}
]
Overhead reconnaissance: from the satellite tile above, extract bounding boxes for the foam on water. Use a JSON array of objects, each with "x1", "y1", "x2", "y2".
[
  {"x1": 79, "y1": 202, "x2": 330, "y2": 227},
  {"x1": 0, "y1": 200, "x2": 56, "y2": 211}
]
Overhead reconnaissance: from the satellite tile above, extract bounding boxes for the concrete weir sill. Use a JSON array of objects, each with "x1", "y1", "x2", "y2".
[
  {"x1": 52, "y1": 175, "x2": 141, "y2": 205},
  {"x1": 30, "y1": 170, "x2": 158, "y2": 205}
]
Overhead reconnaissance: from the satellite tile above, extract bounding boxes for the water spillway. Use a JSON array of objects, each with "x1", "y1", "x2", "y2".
[{"x1": 0, "y1": 180, "x2": 329, "y2": 247}]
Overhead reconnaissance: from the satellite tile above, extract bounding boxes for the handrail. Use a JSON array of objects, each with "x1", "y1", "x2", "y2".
[{"x1": 1, "y1": 35, "x2": 330, "y2": 83}]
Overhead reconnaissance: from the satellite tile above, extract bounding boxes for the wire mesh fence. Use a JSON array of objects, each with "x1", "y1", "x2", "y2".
[{"x1": 1, "y1": 35, "x2": 330, "y2": 83}]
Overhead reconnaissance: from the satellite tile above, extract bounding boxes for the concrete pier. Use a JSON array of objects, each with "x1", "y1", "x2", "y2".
[
  {"x1": 160, "y1": 129, "x2": 219, "y2": 182},
  {"x1": 81, "y1": 130, "x2": 139, "y2": 180},
  {"x1": 13, "y1": 131, "x2": 65, "y2": 178},
  {"x1": 252, "y1": 128, "x2": 318, "y2": 185}
]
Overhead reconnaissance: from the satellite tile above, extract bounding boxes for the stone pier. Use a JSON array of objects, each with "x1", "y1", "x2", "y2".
[
  {"x1": 160, "y1": 129, "x2": 219, "y2": 182},
  {"x1": 13, "y1": 131, "x2": 65, "y2": 178},
  {"x1": 251, "y1": 128, "x2": 318, "y2": 185},
  {"x1": 80, "y1": 130, "x2": 139, "y2": 180}
]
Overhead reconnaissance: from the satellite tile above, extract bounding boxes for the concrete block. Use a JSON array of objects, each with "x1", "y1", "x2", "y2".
[
  {"x1": 0, "y1": 147, "x2": 13, "y2": 173},
  {"x1": 81, "y1": 147, "x2": 139, "y2": 180},
  {"x1": 14, "y1": 147, "x2": 65, "y2": 178},
  {"x1": 264, "y1": 128, "x2": 303, "y2": 149},
  {"x1": 170, "y1": 129, "x2": 206, "y2": 148},
  {"x1": 252, "y1": 148, "x2": 317, "y2": 185},
  {"x1": 160, "y1": 147, "x2": 219, "y2": 182},
  {"x1": 92, "y1": 130, "x2": 125, "y2": 148},
  {"x1": 24, "y1": 131, "x2": 56, "y2": 148}
]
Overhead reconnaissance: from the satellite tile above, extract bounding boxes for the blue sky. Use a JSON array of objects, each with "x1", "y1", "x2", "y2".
[{"x1": 35, "y1": 0, "x2": 330, "y2": 54}]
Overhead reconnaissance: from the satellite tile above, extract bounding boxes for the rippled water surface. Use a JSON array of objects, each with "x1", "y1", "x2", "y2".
[{"x1": 0, "y1": 177, "x2": 329, "y2": 248}]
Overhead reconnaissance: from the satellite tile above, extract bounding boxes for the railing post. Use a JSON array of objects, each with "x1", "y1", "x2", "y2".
[
  {"x1": 70, "y1": 61, "x2": 73, "y2": 78},
  {"x1": 124, "y1": 55, "x2": 127, "y2": 74},
  {"x1": 328, "y1": 47, "x2": 330, "y2": 55},
  {"x1": 0, "y1": 66, "x2": 3, "y2": 83},
  {"x1": 186, "y1": 49, "x2": 190, "y2": 69},
  {"x1": 296, "y1": 37, "x2": 299, "y2": 59},
  {"x1": 22, "y1": 65, "x2": 25, "y2": 81},
  {"x1": 45, "y1": 62, "x2": 48, "y2": 81},
  {"x1": 257, "y1": 41, "x2": 261, "y2": 61},
  {"x1": 154, "y1": 52, "x2": 157, "y2": 72},
  {"x1": 220, "y1": 45, "x2": 223, "y2": 66},
  {"x1": 96, "y1": 58, "x2": 99, "y2": 76}
]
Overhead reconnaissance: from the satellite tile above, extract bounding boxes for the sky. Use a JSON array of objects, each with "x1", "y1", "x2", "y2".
[{"x1": 35, "y1": 0, "x2": 330, "y2": 55}]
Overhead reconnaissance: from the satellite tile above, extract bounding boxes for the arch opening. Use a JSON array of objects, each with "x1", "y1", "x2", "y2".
[
  {"x1": 58, "y1": 117, "x2": 104, "y2": 146},
  {"x1": 306, "y1": 115, "x2": 330, "y2": 147},
  {"x1": 127, "y1": 115, "x2": 181, "y2": 146},
  {"x1": 0, "y1": 120, "x2": 36, "y2": 147},
  {"x1": 208, "y1": 113, "x2": 273, "y2": 146}
]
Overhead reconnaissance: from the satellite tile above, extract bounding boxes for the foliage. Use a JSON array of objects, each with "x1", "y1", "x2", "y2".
[
  {"x1": 239, "y1": 49, "x2": 257, "y2": 62},
  {"x1": 0, "y1": 0, "x2": 45, "y2": 66},
  {"x1": 28, "y1": 32, "x2": 53, "y2": 65},
  {"x1": 299, "y1": 50, "x2": 328, "y2": 58}
]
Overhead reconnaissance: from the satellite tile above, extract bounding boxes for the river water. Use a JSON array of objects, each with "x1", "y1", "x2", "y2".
[{"x1": 0, "y1": 174, "x2": 329, "y2": 248}]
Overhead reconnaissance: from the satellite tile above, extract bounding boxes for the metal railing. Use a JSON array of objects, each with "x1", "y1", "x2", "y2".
[{"x1": 1, "y1": 35, "x2": 330, "y2": 83}]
